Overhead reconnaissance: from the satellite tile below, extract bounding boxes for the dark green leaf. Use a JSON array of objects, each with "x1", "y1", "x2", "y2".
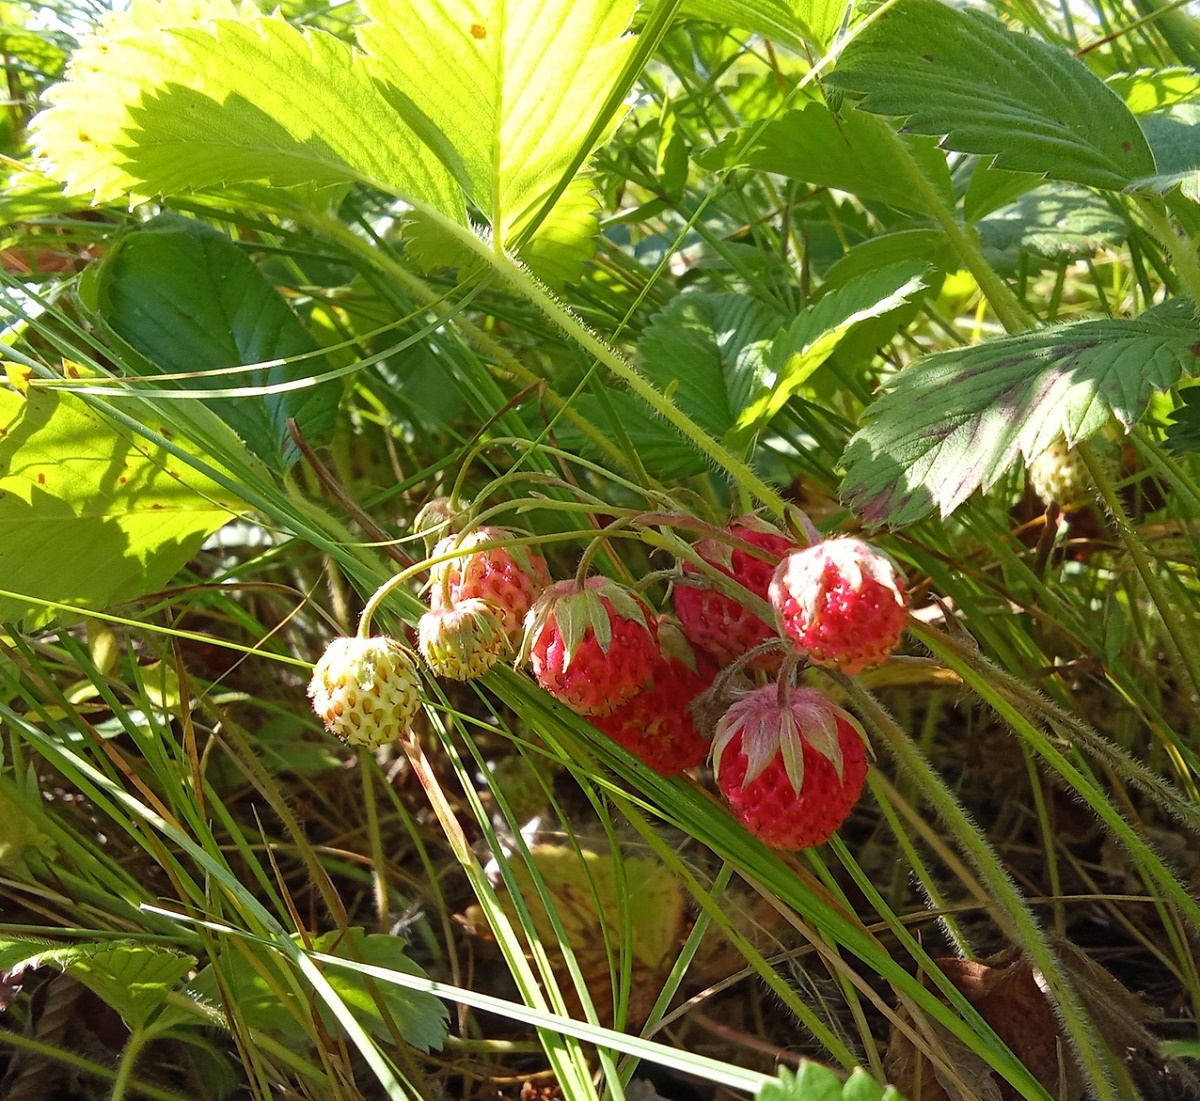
[
  {"x1": 963, "y1": 162, "x2": 1043, "y2": 223},
  {"x1": 826, "y1": 0, "x2": 1156, "y2": 191},
  {"x1": 552, "y1": 392, "x2": 711, "y2": 479},
  {"x1": 707, "y1": 102, "x2": 954, "y2": 217},
  {"x1": 187, "y1": 929, "x2": 447, "y2": 1052},
  {"x1": 638, "y1": 292, "x2": 784, "y2": 441},
  {"x1": 1132, "y1": 104, "x2": 1200, "y2": 199},
  {"x1": 93, "y1": 215, "x2": 340, "y2": 472},
  {"x1": 977, "y1": 184, "x2": 1126, "y2": 274},
  {"x1": 821, "y1": 231, "x2": 953, "y2": 290},
  {"x1": 840, "y1": 300, "x2": 1200, "y2": 525},
  {"x1": 1166, "y1": 386, "x2": 1200, "y2": 455}
]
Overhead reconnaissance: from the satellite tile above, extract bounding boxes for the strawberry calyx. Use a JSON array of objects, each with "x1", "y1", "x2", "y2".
[
  {"x1": 712, "y1": 684, "x2": 867, "y2": 795},
  {"x1": 518, "y1": 576, "x2": 654, "y2": 671}
]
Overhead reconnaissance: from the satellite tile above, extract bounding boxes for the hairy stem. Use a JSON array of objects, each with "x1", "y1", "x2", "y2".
[
  {"x1": 1079, "y1": 439, "x2": 1200, "y2": 700},
  {"x1": 842, "y1": 677, "x2": 1125, "y2": 1101}
]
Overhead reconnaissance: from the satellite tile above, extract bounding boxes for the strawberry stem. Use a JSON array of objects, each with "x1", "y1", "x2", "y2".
[
  {"x1": 840, "y1": 674, "x2": 1130, "y2": 1100},
  {"x1": 775, "y1": 650, "x2": 802, "y2": 711}
]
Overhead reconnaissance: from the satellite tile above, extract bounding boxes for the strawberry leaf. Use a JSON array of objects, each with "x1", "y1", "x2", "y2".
[
  {"x1": 1132, "y1": 104, "x2": 1200, "y2": 199},
  {"x1": 0, "y1": 385, "x2": 239, "y2": 627},
  {"x1": 976, "y1": 184, "x2": 1127, "y2": 274},
  {"x1": 87, "y1": 215, "x2": 339, "y2": 473},
  {"x1": 731, "y1": 262, "x2": 931, "y2": 444},
  {"x1": 637, "y1": 292, "x2": 784, "y2": 443},
  {"x1": 826, "y1": 0, "x2": 1156, "y2": 192},
  {"x1": 1106, "y1": 67, "x2": 1200, "y2": 114},
  {"x1": 1166, "y1": 386, "x2": 1200, "y2": 455},
  {"x1": 30, "y1": 0, "x2": 464, "y2": 220},
  {"x1": 758, "y1": 1063, "x2": 898, "y2": 1101},
  {"x1": 359, "y1": 0, "x2": 635, "y2": 249},
  {"x1": 1, "y1": 938, "x2": 195, "y2": 1031},
  {"x1": 840, "y1": 299, "x2": 1200, "y2": 525},
  {"x1": 675, "y1": 0, "x2": 849, "y2": 50},
  {"x1": 186, "y1": 929, "x2": 447, "y2": 1052},
  {"x1": 499, "y1": 845, "x2": 686, "y2": 971},
  {"x1": 706, "y1": 102, "x2": 954, "y2": 217},
  {"x1": 551, "y1": 391, "x2": 711, "y2": 478},
  {"x1": 510, "y1": 176, "x2": 602, "y2": 290}
]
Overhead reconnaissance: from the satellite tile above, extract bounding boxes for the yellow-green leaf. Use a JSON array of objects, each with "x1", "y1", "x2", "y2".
[
  {"x1": 359, "y1": 0, "x2": 636, "y2": 248},
  {"x1": 30, "y1": 0, "x2": 464, "y2": 220},
  {"x1": 0, "y1": 385, "x2": 240, "y2": 626}
]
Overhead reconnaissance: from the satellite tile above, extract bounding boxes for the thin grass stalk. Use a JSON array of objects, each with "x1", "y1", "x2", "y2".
[{"x1": 840, "y1": 677, "x2": 1127, "y2": 1100}]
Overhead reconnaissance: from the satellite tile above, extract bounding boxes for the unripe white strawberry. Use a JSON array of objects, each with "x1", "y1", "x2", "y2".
[
  {"x1": 308, "y1": 636, "x2": 421, "y2": 748},
  {"x1": 1027, "y1": 436, "x2": 1118, "y2": 509},
  {"x1": 418, "y1": 598, "x2": 509, "y2": 680}
]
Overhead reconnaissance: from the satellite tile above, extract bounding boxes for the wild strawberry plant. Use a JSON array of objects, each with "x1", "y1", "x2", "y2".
[{"x1": 2, "y1": 0, "x2": 1200, "y2": 1098}]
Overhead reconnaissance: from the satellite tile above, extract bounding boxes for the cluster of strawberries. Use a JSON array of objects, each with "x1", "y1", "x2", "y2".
[{"x1": 308, "y1": 510, "x2": 909, "y2": 851}]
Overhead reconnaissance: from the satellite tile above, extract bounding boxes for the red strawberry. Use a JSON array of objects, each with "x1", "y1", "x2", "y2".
[
  {"x1": 428, "y1": 527, "x2": 551, "y2": 639},
  {"x1": 520, "y1": 577, "x2": 659, "y2": 716},
  {"x1": 712, "y1": 683, "x2": 868, "y2": 850},
  {"x1": 593, "y1": 619, "x2": 717, "y2": 776},
  {"x1": 769, "y1": 537, "x2": 907, "y2": 675},
  {"x1": 674, "y1": 515, "x2": 796, "y2": 666}
]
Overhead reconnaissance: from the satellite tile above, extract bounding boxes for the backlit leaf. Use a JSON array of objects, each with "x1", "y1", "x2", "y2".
[
  {"x1": 0, "y1": 385, "x2": 239, "y2": 626},
  {"x1": 675, "y1": 0, "x2": 849, "y2": 50},
  {"x1": 359, "y1": 0, "x2": 635, "y2": 247},
  {"x1": 1107, "y1": 67, "x2": 1200, "y2": 114},
  {"x1": 507, "y1": 176, "x2": 603, "y2": 289},
  {"x1": 30, "y1": 0, "x2": 464, "y2": 220},
  {"x1": 840, "y1": 299, "x2": 1200, "y2": 525},
  {"x1": 826, "y1": 0, "x2": 1156, "y2": 191}
]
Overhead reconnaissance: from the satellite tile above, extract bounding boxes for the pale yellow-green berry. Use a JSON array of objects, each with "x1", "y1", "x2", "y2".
[
  {"x1": 418, "y1": 598, "x2": 510, "y2": 680},
  {"x1": 308, "y1": 636, "x2": 421, "y2": 749},
  {"x1": 1028, "y1": 436, "x2": 1118, "y2": 509}
]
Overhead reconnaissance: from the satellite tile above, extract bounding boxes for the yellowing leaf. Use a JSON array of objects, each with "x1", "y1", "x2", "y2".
[
  {"x1": 359, "y1": 0, "x2": 636, "y2": 247},
  {"x1": 0, "y1": 386, "x2": 239, "y2": 626},
  {"x1": 503, "y1": 844, "x2": 685, "y2": 970}
]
